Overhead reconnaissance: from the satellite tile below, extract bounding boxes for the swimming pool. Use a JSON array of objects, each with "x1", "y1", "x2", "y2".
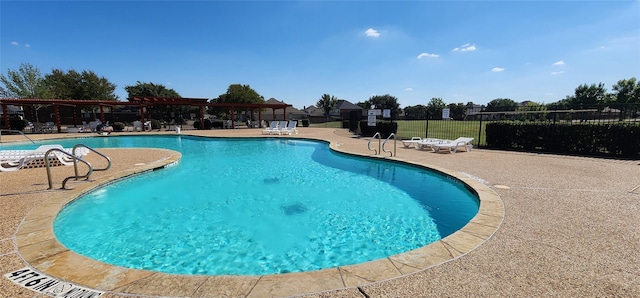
[{"x1": 4, "y1": 136, "x2": 479, "y2": 275}]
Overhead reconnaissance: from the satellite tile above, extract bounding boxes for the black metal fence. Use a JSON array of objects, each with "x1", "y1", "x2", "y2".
[{"x1": 357, "y1": 103, "x2": 640, "y2": 157}]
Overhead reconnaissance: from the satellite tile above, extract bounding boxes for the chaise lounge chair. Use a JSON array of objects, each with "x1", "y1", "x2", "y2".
[
  {"x1": 279, "y1": 121, "x2": 298, "y2": 135},
  {"x1": 0, "y1": 145, "x2": 89, "y2": 172},
  {"x1": 402, "y1": 137, "x2": 441, "y2": 149},
  {"x1": 432, "y1": 137, "x2": 474, "y2": 153},
  {"x1": 415, "y1": 138, "x2": 447, "y2": 150},
  {"x1": 262, "y1": 121, "x2": 280, "y2": 135}
]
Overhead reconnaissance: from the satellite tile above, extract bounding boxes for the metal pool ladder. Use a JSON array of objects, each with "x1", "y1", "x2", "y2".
[
  {"x1": 0, "y1": 129, "x2": 36, "y2": 144},
  {"x1": 45, "y1": 144, "x2": 112, "y2": 189},
  {"x1": 381, "y1": 133, "x2": 396, "y2": 157},
  {"x1": 368, "y1": 132, "x2": 381, "y2": 155}
]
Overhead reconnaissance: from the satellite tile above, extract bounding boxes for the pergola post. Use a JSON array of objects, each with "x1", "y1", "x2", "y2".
[
  {"x1": 139, "y1": 106, "x2": 145, "y2": 123},
  {"x1": 72, "y1": 107, "x2": 78, "y2": 127},
  {"x1": 53, "y1": 104, "x2": 61, "y2": 132},
  {"x1": 99, "y1": 106, "x2": 105, "y2": 123},
  {"x1": 199, "y1": 106, "x2": 205, "y2": 127},
  {"x1": 230, "y1": 106, "x2": 235, "y2": 129},
  {"x1": 2, "y1": 104, "x2": 9, "y2": 129}
]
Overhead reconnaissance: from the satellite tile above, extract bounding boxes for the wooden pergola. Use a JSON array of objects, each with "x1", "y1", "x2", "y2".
[{"x1": 0, "y1": 97, "x2": 292, "y2": 131}]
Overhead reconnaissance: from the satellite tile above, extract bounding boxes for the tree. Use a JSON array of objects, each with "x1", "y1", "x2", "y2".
[
  {"x1": 426, "y1": 97, "x2": 446, "y2": 118},
  {"x1": 210, "y1": 84, "x2": 265, "y2": 120},
  {"x1": 367, "y1": 94, "x2": 401, "y2": 117},
  {"x1": 447, "y1": 103, "x2": 466, "y2": 120},
  {"x1": 486, "y1": 98, "x2": 517, "y2": 112},
  {"x1": 124, "y1": 81, "x2": 179, "y2": 100},
  {"x1": 211, "y1": 84, "x2": 264, "y2": 104},
  {"x1": 0, "y1": 63, "x2": 49, "y2": 98},
  {"x1": 355, "y1": 101, "x2": 369, "y2": 110},
  {"x1": 44, "y1": 69, "x2": 118, "y2": 100},
  {"x1": 317, "y1": 94, "x2": 338, "y2": 121},
  {"x1": 611, "y1": 77, "x2": 639, "y2": 104},
  {"x1": 1, "y1": 63, "x2": 51, "y2": 122},
  {"x1": 572, "y1": 83, "x2": 608, "y2": 107},
  {"x1": 403, "y1": 105, "x2": 428, "y2": 119},
  {"x1": 125, "y1": 81, "x2": 183, "y2": 123}
]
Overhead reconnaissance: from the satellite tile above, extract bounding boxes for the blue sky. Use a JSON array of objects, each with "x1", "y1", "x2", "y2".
[{"x1": 2, "y1": 1, "x2": 639, "y2": 109}]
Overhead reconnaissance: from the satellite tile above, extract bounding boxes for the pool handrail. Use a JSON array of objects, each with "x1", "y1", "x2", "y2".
[
  {"x1": 0, "y1": 129, "x2": 36, "y2": 144},
  {"x1": 368, "y1": 132, "x2": 381, "y2": 155},
  {"x1": 45, "y1": 144, "x2": 112, "y2": 189},
  {"x1": 381, "y1": 133, "x2": 396, "y2": 157}
]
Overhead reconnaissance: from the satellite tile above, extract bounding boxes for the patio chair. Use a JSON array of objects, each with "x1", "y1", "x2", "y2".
[
  {"x1": 402, "y1": 137, "x2": 440, "y2": 148},
  {"x1": 415, "y1": 138, "x2": 447, "y2": 150},
  {"x1": 280, "y1": 121, "x2": 298, "y2": 135},
  {"x1": 132, "y1": 121, "x2": 143, "y2": 132},
  {"x1": 262, "y1": 121, "x2": 280, "y2": 135},
  {"x1": 432, "y1": 137, "x2": 474, "y2": 153},
  {"x1": 0, "y1": 145, "x2": 89, "y2": 172}
]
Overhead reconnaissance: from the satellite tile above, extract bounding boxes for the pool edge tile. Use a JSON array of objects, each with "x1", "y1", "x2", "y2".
[
  {"x1": 247, "y1": 268, "x2": 344, "y2": 298},
  {"x1": 339, "y1": 258, "x2": 403, "y2": 287}
]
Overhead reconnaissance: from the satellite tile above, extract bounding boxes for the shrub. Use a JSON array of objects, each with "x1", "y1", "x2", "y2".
[
  {"x1": 7, "y1": 118, "x2": 28, "y2": 131},
  {"x1": 301, "y1": 119, "x2": 310, "y2": 127},
  {"x1": 150, "y1": 119, "x2": 161, "y2": 129},
  {"x1": 112, "y1": 122, "x2": 125, "y2": 132},
  {"x1": 485, "y1": 122, "x2": 639, "y2": 157},
  {"x1": 359, "y1": 120, "x2": 397, "y2": 138}
]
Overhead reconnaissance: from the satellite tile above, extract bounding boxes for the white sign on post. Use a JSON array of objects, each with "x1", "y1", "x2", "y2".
[
  {"x1": 383, "y1": 109, "x2": 391, "y2": 118},
  {"x1": 442, "y1": 108, "x2": 450, "y2": 120},
  {"x1": 368, "y1": 115, "x2": 377, "y2": 126}
]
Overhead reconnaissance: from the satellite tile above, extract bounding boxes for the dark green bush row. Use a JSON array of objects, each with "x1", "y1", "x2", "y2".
[
  {"x1": 486, "y1": 122, "x2": 640, "y2": 157},
  {"x1": 359, "y1": 120, "x2": 397, "y2": 138},
  {"x1": 5, "y1": 118, "x2": 28, "y2": 131},
  {"x1": 112, "y1": 122, "x2": 125, "y2": 131}
]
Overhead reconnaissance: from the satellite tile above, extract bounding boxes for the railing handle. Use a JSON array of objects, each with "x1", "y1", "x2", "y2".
[
  {"x1": 382, "y1": 133, "x2": 396, "y2": 157},
  {"x1": 368, "y1": 132, "x2": 381, "y2": 155}
]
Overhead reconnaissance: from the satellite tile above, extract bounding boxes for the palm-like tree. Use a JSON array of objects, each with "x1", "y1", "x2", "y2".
[{"x1": 317, "y1": 94, "x2": 337, "y2": 122}]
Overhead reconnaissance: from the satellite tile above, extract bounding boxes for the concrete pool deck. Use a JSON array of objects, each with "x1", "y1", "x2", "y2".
[{"x1": 1, "y1": 127, "x2": 638, "y2": 297}]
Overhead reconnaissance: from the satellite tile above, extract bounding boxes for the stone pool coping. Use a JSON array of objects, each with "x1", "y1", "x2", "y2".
[{"x1": 8, "y1": 131, "x2": 504, "y2": 297}]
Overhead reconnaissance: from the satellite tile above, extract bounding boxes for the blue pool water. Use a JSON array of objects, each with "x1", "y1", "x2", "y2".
[{"x1": 3, "y1": 136, "x2": 479, "y2": 275}]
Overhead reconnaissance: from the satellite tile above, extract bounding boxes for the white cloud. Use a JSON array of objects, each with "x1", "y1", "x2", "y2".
[
  {"x1": 365, "y1": 28, "x2": 380, "y2": 38},
  {"x1": 166, "y1": 82, "x2": 172, "y2": 85},
  {"x1": 417, "y1": 52, "x2": 439, "y2": 59},
  {"x1": 24, "y1": 44, "x2": 30, "y2": 48},
  {"x1": 11, "y1": 41, "x2": 19, "y2": 46},
  {"x1": 552, "y1": 60, "x2": 565, "y2": 66},
  {"x1": 404, "y1": 87, "x2": 413, "y2": 92},
  {"x1": 491, "y1": 67, "x2": 505, "y2": 72},
  {"x1": 551, "y1": 71, "x2": 565, "y2": 75},
  {"x1": 453, "y1": 43, "x2": 476, "y2": 52}
]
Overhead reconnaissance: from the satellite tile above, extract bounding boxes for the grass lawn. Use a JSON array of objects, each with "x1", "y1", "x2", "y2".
[
  {"x1": 309, "y1": 120, "x2": 486, "y2": 145},
  {"x1": 395, "y1": 120, "x2": 485, "y2": 144}
]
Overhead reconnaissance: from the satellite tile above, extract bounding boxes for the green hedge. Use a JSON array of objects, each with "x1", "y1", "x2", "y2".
[
  {"x1": 486, "y1": 122, "x2": 639, "y2": 157},
  {"x1": 359, "y1": 120, "x2": 397, "y2": 138},
  {"x1": 112, "y1": 122, "x2": 125, "y2": 132}
]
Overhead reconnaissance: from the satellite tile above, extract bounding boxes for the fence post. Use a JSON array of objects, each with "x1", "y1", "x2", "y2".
[
  {"x1": 425, "y1": 114, "x2": 429, "y2": 139},
  {"x1": 477, "y1": 109, "x2": 483, "y2": 148}
]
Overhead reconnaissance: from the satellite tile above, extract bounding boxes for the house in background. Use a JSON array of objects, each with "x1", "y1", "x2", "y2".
[
  {"x1": 306, "y1": 100, "x2": 364, "y2": 123},
  {"x1": 258, "y1": 98, "x2": 307, "y2": 122}
]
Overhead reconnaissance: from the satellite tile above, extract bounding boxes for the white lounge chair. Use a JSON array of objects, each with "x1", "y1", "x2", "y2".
[
  {"x1": 432, "y1": 137, "x2": 474, "y2": 153},
  {"x1": 402, "y1": 137, "x2": 440, "y2": 148},
  {"x1": 0, "y1": 145, "x2": 89, "y2": 172},
  {"x1": 415, "y1": 138, "x2": 447, "y2": 150},
  {"x1": 262, "y1": 121, "x2": 280, "y2": 135},
  {"x1": 280, "y1": 121, "x2": 298, "y2": 135},
  {"x1": 132, "y1": 121, "x2": 143, "y2": 132}
]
